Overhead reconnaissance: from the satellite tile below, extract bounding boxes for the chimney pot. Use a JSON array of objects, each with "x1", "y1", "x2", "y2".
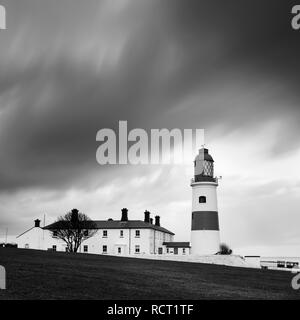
[
  {"x1": 34, "y1": 219, "x2": 41, "y2": 228},
  {"x1": 144, "y1": 210, "x2": 150, "y2": 223},
  {"x1": 155, "y1": 215, "x2": 160, "y2": 227},
  {"x1": 150, "y1": 218, "x2": 153, "y2": 224},
  {"x1": 121, "y1": 208, "x2": 128, "y2": 221}
]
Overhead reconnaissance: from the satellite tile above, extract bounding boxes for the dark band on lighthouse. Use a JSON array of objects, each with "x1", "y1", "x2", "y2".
[{"x1": 191, "y1": 211, "x2": 219, "y2": 231}]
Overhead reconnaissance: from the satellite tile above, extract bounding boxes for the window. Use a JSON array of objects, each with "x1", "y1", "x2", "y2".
[
  {"x1": 52, "y1": 245, "x2": 57, "y2": 251},
  {"x1": 118, "y1": 247, "x2": 121, "y2": 254},
  {"x1": 102, "y1": 245, "x2": 107, "y2": 253},
  {"x1": 174, "y1": 248, "x2": 178, "y2": 255},
  {"x1": 182, "y1": 248, "x2": 186, "y2": 254},
  {"x1": 84, "y1": 230, "x2": 88, "y2": 237},
  {"x1": 166, "y1": 248, "x2": 169, "y2": 254},
  {"x1": 83, "y1": 245, "x2": 88, "y2": 253},
  {"x1": 135, "y1": 230, "x2": 140, "y2": 238},
  {"x1": 103, "y1": 230, "x2": 108, "y2": 237},
  {"x1": 25, "y1": 244, "x2": 29, "y2": 249},
  {"x1": 135, "y1": 245, "x2": 140, "y2": 253},
  {"x1": 199, "y1": 196, "x2": 206, "y2": 203},
  {"x1": 158, "y1": 247, "x2": 163, "y2": 255},
  {"x1": 120, "y1": 230, "x2": 124, "y2": 238},
  {"x1": 53, "y1": 231, "x2": 58, "y2": 237}
]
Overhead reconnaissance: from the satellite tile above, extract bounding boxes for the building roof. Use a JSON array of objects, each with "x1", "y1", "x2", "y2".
[
  {"x1": 44, "y1": 220, "x2": 175, "y2": 235},
  {"x1": 194, "y1": 148, "x2": 214, "y2": 162},
  {"x1": 163, "y1": 241, "x2": 190, "y2": 248},
  {"x1": 16, "y1": 227, "x2": 35, "y2": 238}
]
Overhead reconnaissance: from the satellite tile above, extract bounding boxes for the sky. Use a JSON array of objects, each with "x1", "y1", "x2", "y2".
[{"x1": 0, "y1": 0, "x2": 299, "y2": 256}]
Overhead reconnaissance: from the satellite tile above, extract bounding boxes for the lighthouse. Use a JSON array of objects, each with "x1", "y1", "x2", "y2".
[{"x1": 190, "y1": 148, "x2": 220, "y2": 255}]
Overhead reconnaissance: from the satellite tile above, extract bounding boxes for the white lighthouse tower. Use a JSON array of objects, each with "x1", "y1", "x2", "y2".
[{"x1": 190, "y1": 148, "x2": 220, "y2": 255}]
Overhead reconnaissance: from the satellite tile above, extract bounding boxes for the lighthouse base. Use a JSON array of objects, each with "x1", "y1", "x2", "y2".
[{"x1": 191, "y1": 230, "x2": 220, "y2": 255}]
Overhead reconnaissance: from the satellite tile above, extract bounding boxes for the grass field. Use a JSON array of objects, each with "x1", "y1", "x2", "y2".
[{"x1": 0, "y1": 248, "x2": 299, "y2": 300}]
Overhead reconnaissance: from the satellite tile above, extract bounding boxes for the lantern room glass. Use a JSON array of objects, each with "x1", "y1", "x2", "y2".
[{"x1": 203, "y1": 160, "x2": 214, "y2": 177}]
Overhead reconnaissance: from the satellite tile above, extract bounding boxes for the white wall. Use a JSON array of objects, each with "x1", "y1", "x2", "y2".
[
  {"x1": 16, "y1": 227, "x2": 66, "y2": 251},
  {"x1": 79, "y1": 228, "x2": 152, "y2": 255},
  {"x1": 149, "y1": 229, "x2": 173, "y2": 254},
  {"x1": 16, "y1": 226, "x2": 174, "y2": 256},
  {"x1": 191, "y1": 182, "x2": 218, "y2": 212},
  {"x1": 191, "y1": 230, "x2": 220, "y2": 255},
  {"x1": 244, "y1": 256, "x2": 261, "y2": 268},
  {"x1": 164, "y1": 247, "x2": 191, "y2": 255}
]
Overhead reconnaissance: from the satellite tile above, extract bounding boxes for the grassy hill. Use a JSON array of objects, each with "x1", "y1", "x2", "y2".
[{"x1": 0, "y1": 248, "x2": 299, "y2": 300}]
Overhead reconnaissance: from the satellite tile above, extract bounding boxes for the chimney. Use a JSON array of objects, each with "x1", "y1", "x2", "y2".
[
  {"x1": 34, "y1": 219, "x2": 41, "y2": 228},
  {"x1": 150, "y1": 218, "x2": 153, "y2": 224},
  {"x1": 155, "y1": 215, "x2": 160, "y2": 227},
  {"x1": 121, "y1": 208, "x2": 128, "y2": 221},
  {"x1": 144, "y1": 210, "x2": 150, "y2": 223}
]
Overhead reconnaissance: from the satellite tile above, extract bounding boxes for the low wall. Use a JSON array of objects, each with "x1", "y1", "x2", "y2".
[{"x1": 119, "y1": 253, "x2": 257, "y2": 268}]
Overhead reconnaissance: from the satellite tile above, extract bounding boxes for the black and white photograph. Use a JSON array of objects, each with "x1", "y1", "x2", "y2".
[{"x1": 0, "y1": 0, "x2": 300, "y2": 310}]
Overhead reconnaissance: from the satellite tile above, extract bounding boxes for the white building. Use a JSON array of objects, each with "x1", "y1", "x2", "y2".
[
  {"x1": 16, "y1": 209, "x2": 192, "y2": 256},
  {"x1": 16, "y1": 148, "x2": 222, "y2": 257}
]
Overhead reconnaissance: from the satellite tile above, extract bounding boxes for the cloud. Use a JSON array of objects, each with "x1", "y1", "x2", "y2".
[
  {"x1": 1, "y1": 0, "x2": 299, "y2": 191},
  {"x1": 0, "y1": 0, "x2": 299, "y2": 254}
]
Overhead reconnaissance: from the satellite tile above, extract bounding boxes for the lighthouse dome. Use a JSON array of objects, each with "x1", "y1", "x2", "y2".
[{"x1": 194, "y1": 148, "x2": 214, "y2": 162}]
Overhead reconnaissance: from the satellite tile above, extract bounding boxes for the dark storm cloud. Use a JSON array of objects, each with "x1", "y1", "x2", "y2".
[
  {"x1": 155, "y1": 0, "x2": 300, "y2": 128},
  {"x1": 0, "y1": 0, "x2": 299, "y2": 191}
]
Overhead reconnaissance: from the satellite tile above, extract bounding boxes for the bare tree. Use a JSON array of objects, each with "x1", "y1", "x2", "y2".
[{"x1": 49, "y1": 209, "x2": 98, "y2": 253}]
